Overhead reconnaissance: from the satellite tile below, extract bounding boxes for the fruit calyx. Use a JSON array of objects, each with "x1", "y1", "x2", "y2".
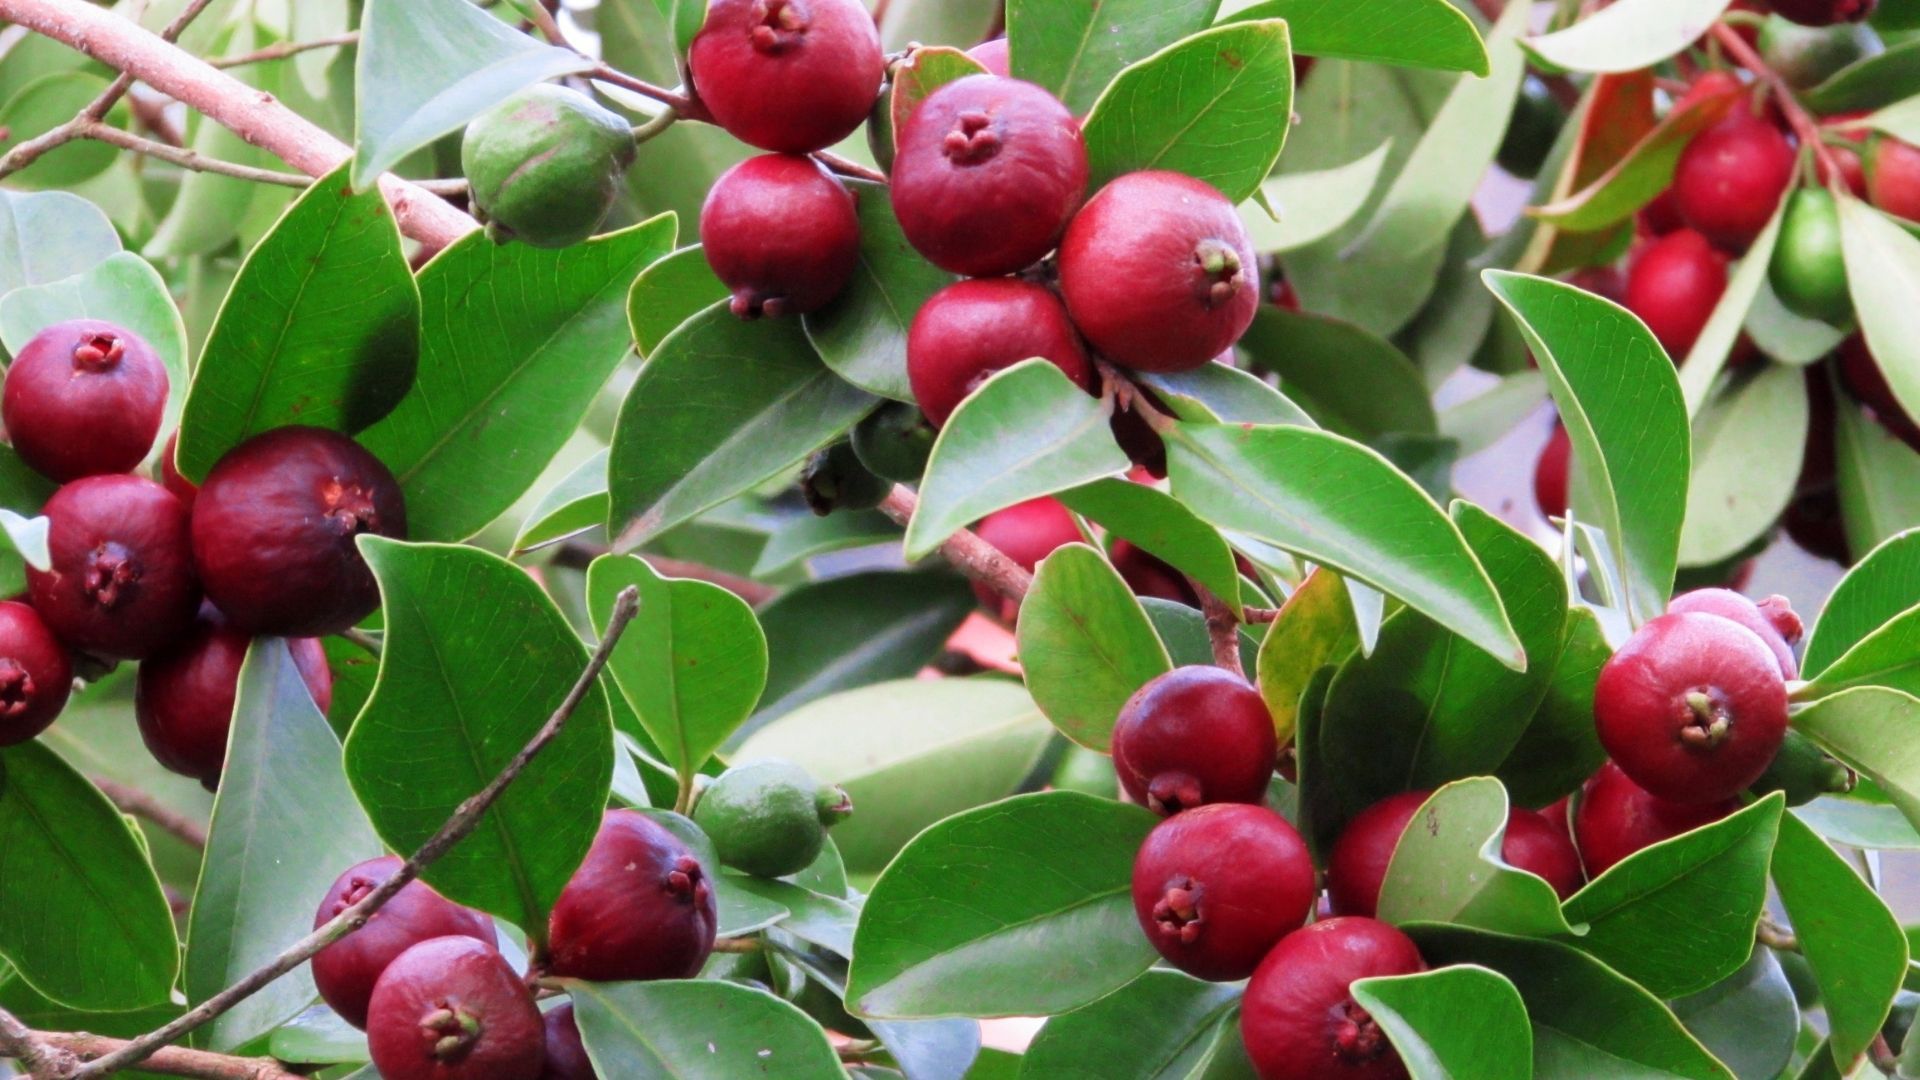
[
  {"x1": 1151, "y1": 878, "x2": 1205, "y2": 945},
  {"x1": 324, "y1": 480, "x2": 382, "y2": 538},
  {"x1": 1680, "y1": 688, "x2": 1733, "y2": 749},
  {"x1": 816, "y1": 784, "x2": 854, "y2": 825},
  {"x1": 0, "y1": 660, "x2": 35, "y2": 719},
  {"x1": 82, "y1": 543, "x2": 140, "y2": 609},
  {"x1": 73, "y1": 332, "x2": 125, "y2": 372},
  {"x1": 1146, "y1": 771, "x2": 1205, "y2": 815},
  {"x1": 666, "y1": 855, "x2": 713, "y2": 907},
  {"x1": 1194, "y1": 240, "x2": 1246, "y2": 309},
  {"x1": 943, "y1": 111, "x2": 1001, "y2": 165},
  {"x1": 418, "y1": 1002, "x2": 483, "y2": 1062},
  {"x1": 1331, "y1": 1000, "x2": 1389, "y2": 1064},
  {"x1": 750, "y1": 0, "x2": 809, "y2": 53}
]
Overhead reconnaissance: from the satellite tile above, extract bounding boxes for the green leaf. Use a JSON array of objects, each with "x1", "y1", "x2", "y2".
[
  {"x1": 1241, "y1": 142, "x2": 1393, "y2": 253},
  {"x1": 344, "y1": 539, "x2": 613, "y2": 941},
  {"x1": 0, "y1": 742, "x2": 178, "y2": 1010},
  {"x1": 1484, "y1": 271, "x2": 1690, "y2": 626},
  {"x1": 1669, "y1": 950, "x2": 1798, "y2": 1080},
  {"x1": 1020, "y1": 970, "x2": 1250, "y2": 1080},
  {"x1": 847, "y1": 791, "x2": 1159, "y2": 1019},
  {"x1": 1524, "y1": 0, "x2": 1735, "y2": 74},
  {"x1": 1238, "y1": 307, "x2": 1436, "y2": 440},
  {"x1": 628, "y1": 246, "x2": 728, "y2": 358},
  {"x1": 1678, "y1": 194, "x2": 1790, "y2": 416},
  {"x1": 585, "y1": 555, "x2": 767, "y2": 785},
  {"x1": 1057, "y1": 477, "x2": 1245, "y2": 612},
  {"x1": 1377, "y1": 779, "x2": 1577, "y2": 938},
  {"x1": 1793, "y1": 797, "x2": 1920, "y2": 850},
  {"x1": 1746, "y1": 278, "x2": 1848, "y2": 368},
  {"x1": 0, "y1": 72, "x2": 126, "y2": 188},
  {"x1": 608, "y1": 305, "x2": 875, "y2": 546},
  {"x1": 1015, "y1": 542, "x2": 1172, "y2": 751},
  {"x1": 1136, "y1": 364, "x2": 1316, "y2": 427},
  {"x1": 352, "y1": 0, "x2": 595, "y2": 188},
  {"x1": 1771, "y1": 812, "x2": 1906, "y2": 1072},
  {"x1": 728, "y1": 877, "x2": 859, "y2": 955},
  {"x1": 359, "y1": 216, "x2": 675, "y2": 541},
  {"x1": 1560, "y1": 794, "x2": 1785, "y2": 999},
  {"x1": 1492, "y1": 607, "x2": 1610, "y2": 808},
  {"x1": 1800, "y1": 596, "x2": 1920, "y2": 700},
  {"x1": 513, "y1": 449, "x2": 611, "y2": 554},
  {"x1": 904, "y1": 360, "x2": 1128, "y2": 561},
  {"x1": 1834, "y1": 383, "x2": 1920, "y2": 556},
  {"x1": 1530, "y1": 88, "x2": 1738, "y2": 233},
  {"x1": 1141, "y1": 597, "x2": 1261, "y2": 673},
  {"x1": 739, "y1": 678, "x2": 1053, "y2": 874},
  {"x1": 1680, "y1": 365, "x2": 1809, "y2": 566},
  {"x1": 1166, "y1": 421, "x2": 1523, "y2": 670},
  {"x1": 651, "y1": 0, "x2": 704, "y2": 55},
  {"x1": 1804, "y1": 530, "x2": 1920, "y2": 676},
  {"x1": 1007, "y1": 0, "x2": 1221, "y2": 116},
  {"x1": 570, "y1": 979, "x2": 843, "y2": 1078},
  {"x1": 1255, "y1": 567, "x2": 1358, "y2": 748},
  {"x1": 1411, "y1": 926, "x2": 1735, "y2": 1080},
  {"x1": 1080, "y1": 20, "x2": 1295, "y2": 204},
  {"x1": 185, "y1": 640, "x2": 381, "y2": 1051},
  {"x1": 1350, "y1": 966, "x2": 1532, "y2": 1080},
  {"x1": 1794, "y1": 687, "x2": 1920, "y2": 836},
  {"x1": 1842, "y1": 196, "x2": 1920, "y2": 429},
  {"x1": 0, "y1": 188, "x2": 120, "y2": 299},
  {"x1": 1802, "y1": 38, "x2": 1920, "y2": 113},
  {"x1": 177, "y1": 162, "x2": 419, "y2": 481},
  {"x1": 804, "y1": 182, "x2": 952, "y2": 403},
  {"x1": 1222, "y1": 0, "x2": 1488, "y2": 73}
]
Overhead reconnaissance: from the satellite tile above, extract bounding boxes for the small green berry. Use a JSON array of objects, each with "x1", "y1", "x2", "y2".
[
  {"x1": 462, "y1": 84, "x2": 636, "y2": 249},
  {"x1": 694, "y1": 759, "x2": 852, "y2": 878}
]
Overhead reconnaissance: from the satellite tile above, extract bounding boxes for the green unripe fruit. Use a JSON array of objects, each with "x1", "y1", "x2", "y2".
[
  {"x1": 1052, "y1": 744, "x2": 1119, "y2": 799},
  {"x1": 800, "y1": 441, "x2": 889, "y2": 516},
  {"x1": 1748, "y1": 728, "x2": 1854, "y2": 805},
  {"x1": 462, "y1": 84, "x2": 636, "y2": 249},
  {"x1": 1497, "y1": 76, "x2": 1565, "y2": 179},
  {"x1": 851, "y1": 401, "x2": 936, "y2": 483},
  {"x1": 1770, "y1": 188, "x2": 1852, "y2": 324},
  {"x1": 1758, "y1": 15, "x2": 1881, "y2": 90},
  {"x1": 693, "y1": 759, "x2": 852, "y2": 878}
]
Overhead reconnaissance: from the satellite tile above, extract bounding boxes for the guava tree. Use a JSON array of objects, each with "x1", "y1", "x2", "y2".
[{"x1": 0, "y1": 0, "x2": 1918, "y2": 1077}]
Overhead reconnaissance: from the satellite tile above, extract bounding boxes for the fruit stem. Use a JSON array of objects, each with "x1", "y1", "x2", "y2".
[{"x1": 1710, "y1": 22, "x2": 1847, "y2": 190}]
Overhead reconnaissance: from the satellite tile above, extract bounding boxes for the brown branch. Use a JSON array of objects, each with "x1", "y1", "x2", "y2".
[
  {"x1": 0, "y1": 0, "x2": 478, "y2": 251},
  {"x1": 68, "y1": 586, "x2": 644, "y2": 1078},
  {"x1": 815, "y1": 150, "x2": 888, "y2": 184},
  {"x1": 1712, "y1": 23, "x2": 1844, "y2": 188},
  {"x1": 92, "y1": 777, "x2": 208, "y2": 850},
  {"x1": 1197, "y1": 584, "x2": 1246, "y2": 678},
  {"x1": 208, "y1": 32, "x2": 359, "y2": 70},
  {"x1": 877, "y1": 486, "x2": 1034, "y2": 602},
  {"x1": 1756, "y1": 915, "x2": 1800, "y2": 953},
  {"x1": 589, "y1": 63, "x2": 699, "y2": 117},
  {"x1": 521, "y1": 0, "x2": 569, "y2": 48},
  {"x1": 82, "y1": 122, "x2": 315, "y2": 187},
  {"x1": 128, "y1": 89, "x2": 182, "y2": 146},
  {"x1": 0, "y1": 1006, "x2": 78, "y2": 1080},
  {"x1": 1243, "y1": 605, "x2": 1281, "y2": 624},
  {"x1": 35, "y1": 1032, "x2": 299, "y2": 1080}
]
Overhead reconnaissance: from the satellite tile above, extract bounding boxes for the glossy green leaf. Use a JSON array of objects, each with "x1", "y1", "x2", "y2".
[
  {"x1": 1016, "y1": 542, "x2": 1171, "y2": 752},
  {"x1": 1801, "y1": 596, "x2": 1920, "y2": 700},
  {"x1": 1007, "y1": 0, "x2": 1220, "y2": 115},
  {"x1": 345, "y1": 539, "x2": 613, "y2": 940},
  {"x1": 570, "y1": 979, "x2": 843, "y2": 1078},
  {"x1": 586, "y1": 554, "x2": 767, "y2": 785},
  {"x1": 1437, "y1": 372, "x2": 1550, "y2": 458},
  {"x1": 1136, "y1": 364, "x2": 1316, "y2": 428},
  {"x1": 1525, "y1": 0, "x2": 1735, "y2": 74},
  {"x1": 805, "y1": 182, "x2": 952, "y2": 403},
  {"x1": 1484, "y1": 271, "x2": 1690, "y2": 625},
  {"x1": 1057, "y1": 477, "x2": 1245, "y2": 612},
  {"x1": 1561, "y1": 794, "x2": 1784, "y2": 999},
  {"x1": 1842, "y1": 196, "x2": 1920, "y2": 425},
  {"x1": 651, "y1": 0, "x2": 704, "y2": 55},
  {"x1": 1680, "y1": 365, "x2": 1809, "y2": 566},
  {"x1": 1239, "y1": 308, "x2": 1436, "y2": 440},
  {"x1": 1350, "y1": 966, "x2": 1532, "y2": 1080},
  {"x1": 1492, "y1": 607, "x2": 1609, "y2": 808},
  {"x1": 1746, "y1": 278, "x2": 1848, "y2": 368},
  {"x1": 352, "y1": 0, "x2": 595, "y2": 187},
  {"x1": 1223, "y1": 0, "x2": 1487, "y2": 73},
  {"x1": 178, "y1": 162, "x2": 418, "y2": 481},
  {"x1": 0, "y1": 742, "x2": 178, "y2": 1010},
  {"x1": 1804, "y1": 530, "x2": 1920, "y2": 675},
  {"x1": 1255, "y1": 568, "x2": 1358, "y2": 748},
  {"x1": 609, "y1": 305, "x2": 875, "y2": 546},
  {"x1": 1377, "y1": 779, "x2": 1576, "y2": 937},
  {"x1": 1793, "y1": 797, "x2": 1920, "y2": 850},
  {"x1": 1081, "y1": 20, "x2": 1294, "y2": 203},
  {"x1": 1020, "y1": 970, "x2": 1249, "y2": 1080},
  {"x1": 628, "y1": 246, "x2": 728, "y2": 358},
  {"x1": 359, "y1": 217, "x2": 673, "y2": 541},
  {"x1": 1771, "y1": 812, "x2": 1905, "y2": 1071},
  {"x1": 1802, "y1": 38, "x2": 1920, "y2": 113},
  {"x1": 905, "y1": 360, "x2": 1128, "y2": 561},
  {"x1": 751, "y1": 509, "x2": 898, "y2": 577},
  {"x1": 728, "y1": 877, "x2": 858, "y2": 955},
  {"x1": 1669, "y1": 949, "x2": 1798, "y2": 1080},
  {"x1": 186, "y1": 640, "x2": 381, "y2": 1051},
  {"x1": 1834, "y1": 384, "x2": 1920, "y2": 557},
  {"x1": 1141, "y1": 597, "x2": 1261, "y2": 673},
  {"x1": 1242, "y1": 142, "x2": 1393, "y2": 253},
  {"x1": 513, "y1": 449, "x2": 611, "y2": 554},
  {"x1": 0, "y1": 188, "x2": 120, "y2": 299},
  {"x1": 847, "y1": 791, "x2": 1158, "y2": 1019},
  {"x1": 1794, "y1": 687, "x2": 1920, "y2": 835}
]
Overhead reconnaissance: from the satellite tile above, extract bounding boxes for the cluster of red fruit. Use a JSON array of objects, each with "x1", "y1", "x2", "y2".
[
  {"x1": 688, "y1": 0, "x2": 1258, "y2": 437},
  {"x1": 311, "y1": 810, "x2": 716, "y2": 1080},
  {"x1": 0, "y1": 318, "x2": 405, "y2": 789}
]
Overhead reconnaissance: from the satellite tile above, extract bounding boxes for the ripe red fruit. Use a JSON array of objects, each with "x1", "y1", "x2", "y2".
[
  {"x1": 1241, "y1": 917, "x2": 1425, "y2": 1080},
  {"x1": 311, "y1": 856, "x2": 498, "y2": 1030},
  {"x1": 1594, "y1": 611, "x2": 1790, "y2": 804},
  {"x1": 966, "y1": 38, "x2": 1010, "y2": 77},
  {"x1": 28, "y1": 475, "x2": 198, "y2": 660},
  {"x1": 1639, "y1": 188, "x2": 1685, "y2": 236},
  {"x1": 547, "y1": 810, "x2": 718, "y2": 982},
  {"x1": 1111, "y1": 540, "x2": 1198, "y2": 607},
  {"x1": 907, "y1": 278, "x2": 1093, "y2": 426},
  {"x1": 190, "y1": 427, "x2": 406, "y2": 638},
  {"x1": 136, "y1": 605, "x2": 332, "y2": 788},
  {"x1": 1059, "y1": 172, "x2": 1260, "y2": 373},
  {"x1": 1327, "y1": 792, "x2": 1583, "y2": 918},
  {"x1": 1565, "y1": 265, "x2": 1626, "y2": 305},
  {"x1": 1534, "y1": 423, "x2": 1571, "y2": 521},
  {"x1": 0, "y1": 601, "x2": 71, "y2": 747},
  {"x1": 2, "y1": 319, "x2": 167, "y2": 482},
  {"x1": 1112, "y1": 665, "x2": 1276, "y2": 815},
  {"x1": 1868, "y1": 136, "x2": 1920, "y2": 222},
  {"x1": 688, "y1": 0, "x2": 885, "y2": 154},
  {"x1": 1838, "y1": 334, "x2": 1920, "y2": 450},
  {"x1": 701, "y1": 154, "x2": 861, "y2": 319},
  {"x1": 1131, "y1": 803, "x2": 1315, "y2": 981},
  {"x1": 158, "y1": 433, "x2": 197, "y2": 512},
  {"x1": 1574, "y1": 761, "x2": 1739, "y2": 876},
  {"x1": 1625, "y1": 229, "x2": 1728, "y2": 358},
  {"x1": 366, "y1": 936, "x2": 545, "y2": 1080},
  {"x1": 891, "y1": 75, "x2": 1087, "y2": 277},
  {"x1": 1672, "y1": 114, "x2": 1796, "y2": 252},
  {"x1": 970, "y1": 496, "x2": 1080, "y2": 620},
  {"x1": 1769, "y1": 0, "x2": 1876, "y2": 25},
  {"x1": 1666, "y1": 588, "x2": 1800, "y2": 678},
  {"x1": 538, "y1": 1005, "x2": 593, "y2": 1080}
]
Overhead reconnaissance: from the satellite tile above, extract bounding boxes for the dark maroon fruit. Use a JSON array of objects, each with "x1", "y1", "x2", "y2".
[
  {"x1": 1594, "y1": 611, "x2": 1790, "y2": 804},
  {"x1": 970, "y1": 497, "x2": 1080, "y2": 621},
  {"x1": 688, "y1": 0, "x2": 885, "y2": 154},
  {"x1": 1838, "y1": 335, "x2": 1920, "y2": 451},
  {"x1": 1769, "y1": 0, "x2": 1876, "y2": 25},
  {"x1": 1327, "y1": 791, "x2": 1584, "y2": 918},
  {"x1": 1666, "y1": 588, "x2": 1800, "y2": 678},
  {"x1": 311, "y1": 855, "x2": 498, "y2": 1030},
  {"x1": 539, "y1": 1004, "x2": 594, "y2": 1080},
  {"x1": 907, "y1": 278, "x2": 1093, "y2": 427},
  {"x1": 190, "y1": 426, "x2": 406, "y2": 638},
  {"x1": 2, "y1": 319, "x2": 167, "y2": 483},
  {"x1": 28, "y1": 474, "x2": 198, "y2": 660},
  {"x1": 365, "y1": 936, "x2": 544, "y2": 1080},
  {"x1": 1241, "y1": 917, "x2": 1425, "y2": 1080},
  {"x1": 1111, "y1": 540, "x2": 1197, "y2": 606},
  {"x1": 1534, "y1": 423, "x2": 1571, "y2": 521},
  {"x1": 0, "y1": 601, "x2": 71, "y2": 747},
  {"x1": 1059, "y1": 172, "x2": 1259, "y2": 373},
  {"x1": 547, "y1": 810, "x2": 718, "y2": 982},
  {"x1": 1574, "y1": 761, "x2": 1739, "y2": 876},
  {"x1": 137, "y1": 604, "x2": 332, "y2": 788},
  {"x1": 890, "y1": 74, "x2": 1087, "y2": 277},
  {"x1": 1131, "y1": 803, "x2": 1315, "y2": 981},
  {"x1": 1112, "y1": 665, "x2": 1277, "y2": 815},
  {"x1": 1625, "y1": 229, "x2": 1727, "y2": 359},
  {"x1": 1672, "y1": 114, "x2": 1796, "y2": 253},
  {"x1": 701, "y1": 153, "x2": 861, "y2": 320}
]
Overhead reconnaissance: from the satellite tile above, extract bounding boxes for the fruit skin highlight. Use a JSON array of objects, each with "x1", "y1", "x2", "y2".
[
  {"x1": 1130, "y1": 803, "x2": 1315, "y2": 981},
  {"x1": 1240, "y1": 917, "x2": 1425, "y2": 1080},
  {"x1": 689, "y1": 0, "x2": 886, "y2": 154},
  {"x1": 28, "y1": 474, "x2": 200, "y2": 661},
  {"x1": 701, "y1": 153, "x2": 861, "y2": 320},
  {"x1": 1112, "y1": 665, "x2": 1277, "y2": 815},
  {"x1": 364, "y1": 936, "x2": 545, "y2": 1080},
  {"x1": 2, "y1": 318, "x2": 168, "y2": 482}
]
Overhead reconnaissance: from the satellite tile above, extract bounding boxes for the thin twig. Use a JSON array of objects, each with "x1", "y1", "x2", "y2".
[
  {"x1": 1756, "y1": 915, "x2": 1800, "y2": 953},
  {"x1": 711, "y1": 936, "x2": 763, "y2": 953},
  {"x1": 815, "y1": 150, "x2": 888, "y2": 184},
  {"x1": 631, "y1": 108, "x2": 679, "y2": 145},
  {"x1": 208, "y1": 32, "x2": 359, "y2": 70},
  {"x1": 93, "y1": 777, "x2": 208, "y2": 850},
  {"x1": 337, "y1": 626, "x2": 383, "y2": 658},
  {"x1": 1197, "y1": 583, "x2": 1246, "y2": 678},
  {"x1": 1243, "y1": 606, "x2": 1282, "y2": 624},
  {"x1": 522, "y1": 0, "x2": 569, "y2": 47},
  {"x1": 83, "y1": 122, "x2": 315, "y2": 186},
  {"x1": 876, "y1": 486, "x2": 1034, "y2": 603},
  {"x1": 69, "y1": 587, "x2": 644, "y2": 1078},
  {"x1": 0, "y1": 1006, "x2": 77, "y2": 1080},
  {"x1": 1711, "y1": 23, "x2": 1845, "y2": 189},
  {"x1": 34, "y1": 1031, "x2": 301, "y2": 1079},
  {"x1": 589, "y1": 63, "x2": 699, "y2": 116}
]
